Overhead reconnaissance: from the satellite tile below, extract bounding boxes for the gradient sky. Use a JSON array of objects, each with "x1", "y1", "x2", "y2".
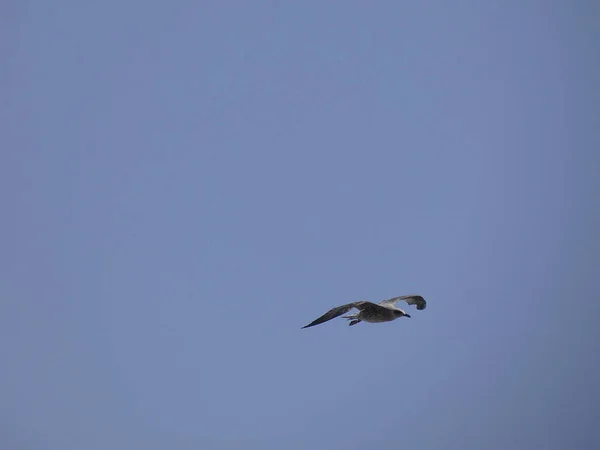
[{"x1": 2, "y1": 1, "x2": 599, "y2": 449}]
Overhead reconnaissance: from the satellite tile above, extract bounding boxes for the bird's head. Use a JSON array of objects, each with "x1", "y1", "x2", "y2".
[{"x1": 394, "y1": 309, "x2": 411, "y2": 318}]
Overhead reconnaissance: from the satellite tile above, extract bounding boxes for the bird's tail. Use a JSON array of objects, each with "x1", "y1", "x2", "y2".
[{"x1": 342, "y1": 314, "x2": 362, "y2": 326}]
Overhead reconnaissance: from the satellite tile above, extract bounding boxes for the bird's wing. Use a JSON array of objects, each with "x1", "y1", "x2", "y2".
[
  {"x1": 302, "y1": 301, "x2": 374, "y2": 329},
  {"x1": 379, "y1": 295, "x2": 426, "y2": 310}
]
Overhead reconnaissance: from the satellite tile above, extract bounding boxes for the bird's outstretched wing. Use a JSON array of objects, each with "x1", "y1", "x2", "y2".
[
  {"x1": 302, "y1": 301, "x2": 373, "y2": 329},
  {"x1": 379, "y1": 295, "x2": 426, "y2": 310}
]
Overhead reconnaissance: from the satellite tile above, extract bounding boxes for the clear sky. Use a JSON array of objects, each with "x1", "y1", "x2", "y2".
[{"x1": 2, "y1": 1, "x2": 599, "y2": 449}]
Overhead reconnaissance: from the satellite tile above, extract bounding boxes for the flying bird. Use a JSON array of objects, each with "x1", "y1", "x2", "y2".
[{"x1": 302, "y1": 295, "x2": 426, "y2": 329}]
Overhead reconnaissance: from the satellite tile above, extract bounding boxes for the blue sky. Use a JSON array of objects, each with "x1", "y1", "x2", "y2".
[{"x1": 2, "y1": 1, "x2": 599, "y2": 449}]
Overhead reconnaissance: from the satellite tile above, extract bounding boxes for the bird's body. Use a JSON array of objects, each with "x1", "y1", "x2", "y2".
[
  {"x1": 302, "y1": 295, "x2": 426, "y2": 329},
  {"x1": 357, "y1": 304, "x2": 398, "y2": 322}
]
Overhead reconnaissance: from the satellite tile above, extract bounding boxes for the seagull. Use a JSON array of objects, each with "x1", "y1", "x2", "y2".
[{"x1": 301, "y1": 295, "x2": 426, "y2": 329}]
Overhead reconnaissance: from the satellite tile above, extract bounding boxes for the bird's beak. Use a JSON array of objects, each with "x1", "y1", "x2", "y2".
[{"x1": 405, "y1": 314, "x2": 411, "y2": 318}]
